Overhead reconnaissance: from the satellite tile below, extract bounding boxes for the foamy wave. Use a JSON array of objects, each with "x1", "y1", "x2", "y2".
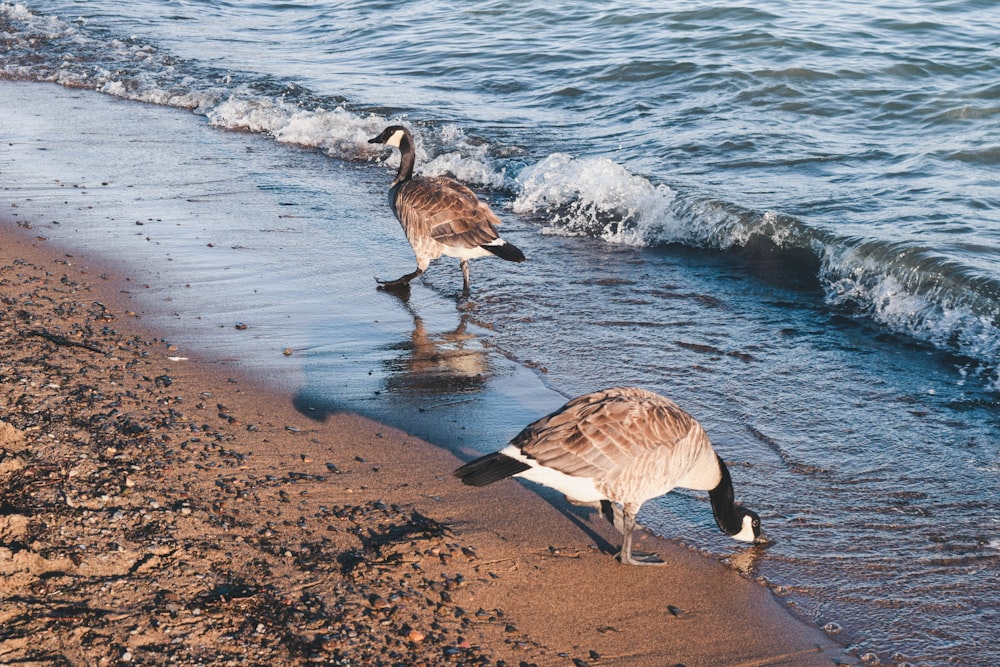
[
  {"x1": 821, "y1": 241, "x2": 1000, "y2": 376},
  {"x1": 668, "y1": 197, "x2": 817, "y2": 250},
  {"x1": 205, "y1": 97, "x2": 386, "y2": 158},
  {"x1": 1, "y1": 2, "x2": 220, "y2": 110},
  {"x1": 510, "y1": 153, "x2": 818, "y2": 252},
  {"x1": 203, "y1": 102, "x2": 514, "y2": 183},
  {"x1": 420, "y1": 151, "x2": 505, "y2": 189},
  {"x1": 1, "y1": 3, "x2": 508, "y2": 178},
  {"x1": 511, "y1": 150, "x2": 1000, "y2": 374},
  {"x1": 512, "y1": 153, "x2": 676, "y2": 245},
  {"x1": 98, "y1": 79, "x2": 218, "y2": 111},
  {"x1": 0, "y1": 2, "x2": 35, "y2": 21}
]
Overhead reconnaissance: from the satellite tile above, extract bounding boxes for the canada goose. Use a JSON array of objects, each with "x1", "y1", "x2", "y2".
[
  {"x1": 454, "y1": 387, "x2": 766, "y2": 565},
  {"x1": 368, "y1": 125, "x2": 525, "y2": 295}
]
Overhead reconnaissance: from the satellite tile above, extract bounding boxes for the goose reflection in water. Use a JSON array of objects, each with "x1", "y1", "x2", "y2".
[
  {"x1": 725, "y1": 542, "x2": 769, "y2": 578},
  {"x1": 381, "y1": 297, "x2": 491, "y2": 396}
]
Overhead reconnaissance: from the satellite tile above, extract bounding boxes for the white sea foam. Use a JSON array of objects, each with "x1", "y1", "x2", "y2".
[
  {"x1": 512, "y1": 153, "x2": 676, "y2": 246},
  {"x1": 510, "y1": 153, "x2": 817, "y2": 251},
  {"x1": 1, "y1": 3, "x2": 219, "y2": 110},
  {"x1": 206, "y1": 97, "x2": 384, "y2": 158},
  {"x1": 207, "y1": 97, "x2": 298, "y2": 134},
  {"x1": 274, "y1": 107, "x2": 375, "y2": 155},
  {"x1": 1, "y1": 2, "x2": 73, "y2": 48},
  {"x1": 821, "y1": 243, "x2": 1000, "y2": 379},
  {"x1": 421, "y1": 151, "x2": 505, "y2": 188},
  {"x1": 410, "y1": 125, "x2": 505, "y2": 188},
  {"x1": 204, "y1": 104, "x2": 512, "y2": 186},
  {"x1": 98, "y1": 78, "x2": 217, "y2": 111},
  {"x1": 1, "y1": 2, "x2": 34, "y2": 20}
]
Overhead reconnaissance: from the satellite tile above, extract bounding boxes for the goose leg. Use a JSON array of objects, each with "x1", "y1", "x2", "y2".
[
  {"x1": 460, "y1": 260, "x2": 471, "y2": 296},
  {"x1": 617, "y1": 508, "x2": 665, "y2": 566},
  {"x1": 377, "y1": 268, "x2": 423, "y2": 290}
]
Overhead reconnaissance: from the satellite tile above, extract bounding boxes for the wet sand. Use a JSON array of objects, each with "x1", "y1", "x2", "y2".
[{"x1": 0, "y1": 224, "x2": 846, "y2": 665}]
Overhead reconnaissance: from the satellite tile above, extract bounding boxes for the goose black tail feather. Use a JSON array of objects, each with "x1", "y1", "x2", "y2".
[
  {"x1": 482, "y1": 241, "x2": 526, "y2": 263},
  {"x1": 454, "y1": 452, "x2": 531, "y2": 487}
]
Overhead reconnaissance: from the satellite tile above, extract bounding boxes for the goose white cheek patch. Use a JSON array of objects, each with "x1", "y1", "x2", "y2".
[{"x1": 386, "y1": 130, "x2": 406, "y2": 148}]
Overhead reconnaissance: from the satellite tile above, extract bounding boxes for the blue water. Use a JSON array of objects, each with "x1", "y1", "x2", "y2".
[{"x1": 2, "y1": 1, "x2": 999, "y2": 664}]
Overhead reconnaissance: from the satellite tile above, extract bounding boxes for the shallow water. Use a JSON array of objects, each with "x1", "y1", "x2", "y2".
[{"x1": 3, "y1": 1, "x2": 1000, "y2": 664}]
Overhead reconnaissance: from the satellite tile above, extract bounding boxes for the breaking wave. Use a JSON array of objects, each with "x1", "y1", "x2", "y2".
[{"x1": 511, "y1": 151, "x2": 1000, "y2": 376}]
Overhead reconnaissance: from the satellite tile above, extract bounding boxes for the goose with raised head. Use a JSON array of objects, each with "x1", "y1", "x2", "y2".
[
  {"x1": 454, "y1": 386, "x2": 767, "y2": 565},
  {"x1": 368, "y1": 125, "x2": 525, "y2": 295}
]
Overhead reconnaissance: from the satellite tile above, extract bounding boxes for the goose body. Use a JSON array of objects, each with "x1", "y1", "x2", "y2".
[
  {"x1": 368, "y1": 126, "x2": 525, "y2": 294},
  {"x1": 454, "y1": 386, "x2": 765, "y2": 565}
]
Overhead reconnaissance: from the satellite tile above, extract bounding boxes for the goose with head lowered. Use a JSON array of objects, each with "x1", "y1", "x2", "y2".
[
  {"x1": 368, "y1": 125, "x2": 525, "y2": 296},
  {"x1": 454, "y1": 386, "x2": 767, "y2": 565}
]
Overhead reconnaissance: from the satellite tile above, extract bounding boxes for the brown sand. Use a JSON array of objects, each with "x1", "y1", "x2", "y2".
[{"x1": 0, "y1": 225, "x2": 847, "y2": 666}]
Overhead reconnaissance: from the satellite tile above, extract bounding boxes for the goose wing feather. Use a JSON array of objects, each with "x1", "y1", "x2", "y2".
[
  {"x1": 510, "y1": 387, "x2": 702, "y2": 482},
  {"x1": 396, "y1": 177, "x2": 502, "y2": 249}
]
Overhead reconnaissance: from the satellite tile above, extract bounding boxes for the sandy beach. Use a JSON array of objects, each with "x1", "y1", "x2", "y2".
[
  {"x1": 0, "y1": 222, "x2": 848, "y2": 666},
  {"x1": 5, "y1": 0, "x2": 1000, "y2": 660}
]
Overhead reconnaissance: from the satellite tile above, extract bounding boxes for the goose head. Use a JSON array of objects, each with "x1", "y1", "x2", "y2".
[
  {"x1": 368, "y1": 125, "x2": 409, "y2": 149},
  {"x1": 731, "y1": 508, "x2": 768, "y2": 544}
]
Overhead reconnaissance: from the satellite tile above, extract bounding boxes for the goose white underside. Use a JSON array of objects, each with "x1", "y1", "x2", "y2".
[
  {"x1": 502, "y1": 445, "x2": 606, "y2": 505},
  {"x1": 441, "y1": 244, "x2": 495, "y2": 261}
]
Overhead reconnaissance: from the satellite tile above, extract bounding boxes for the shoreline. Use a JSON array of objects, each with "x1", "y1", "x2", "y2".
[{"x1": 0, "y1": 224, "x2": 845, "y2": 665}]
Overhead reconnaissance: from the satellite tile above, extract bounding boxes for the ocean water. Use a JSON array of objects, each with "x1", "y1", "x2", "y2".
[{"x1": 2, "y1": 1, "x2": 999, "y2": 665}]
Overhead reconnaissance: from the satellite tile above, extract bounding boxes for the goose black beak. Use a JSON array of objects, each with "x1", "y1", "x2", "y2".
[{"x1": 754, "y1": 532, "x2": 772, "y2": 546}]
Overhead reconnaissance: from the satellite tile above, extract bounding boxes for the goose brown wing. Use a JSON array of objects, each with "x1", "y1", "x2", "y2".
[
  {"x1": 396, "y1": 177, "x2": 502, "y2": 249},
  {"x1": 510, "y1": 387, "x2": 701, "y2": 480}
]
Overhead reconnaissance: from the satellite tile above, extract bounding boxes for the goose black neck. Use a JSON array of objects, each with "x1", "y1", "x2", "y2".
[
  {"x1": 393, "y1": 134, "x2": 415, "y2": 185},
  {"x1": 708, "y1": 455, "x2": 744, "y2": 536}
]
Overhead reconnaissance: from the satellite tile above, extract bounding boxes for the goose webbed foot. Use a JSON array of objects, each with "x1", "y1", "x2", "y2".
[
  {"x1": 617, "y1": 549, "x2": 666, "y2": 566},
  {"x1": 376, "y1": 269, "x2": 423, "y2": 291},
  {"x1": 376, "y1": 278, "x2": 411, "y2": 292},
  {"x1": 617, "y1": 511, "x2": 663, "y2": 565}
]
